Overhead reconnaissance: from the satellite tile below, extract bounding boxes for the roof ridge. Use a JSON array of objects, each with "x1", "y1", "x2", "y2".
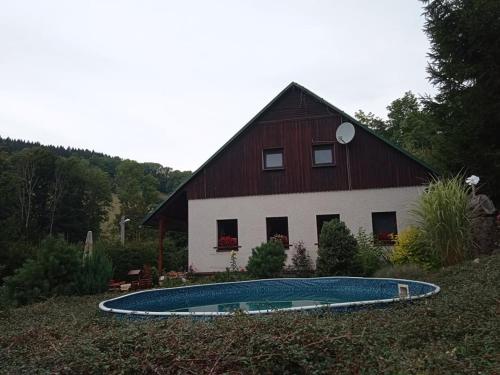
[{"x1": 142, "y1": 82, "x2": 436, "y2": 226}]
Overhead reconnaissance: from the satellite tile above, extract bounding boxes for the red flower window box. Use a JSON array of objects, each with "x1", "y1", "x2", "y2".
[
  {"x1": 271, "y1": 234, "x2": 289, "y2": 248},
  {"x1": 376, "y1": 231, "x2": 395, "y2": 244},
  {"x1": 218, "y1": 236, "x2": 238, "y2": 250}
]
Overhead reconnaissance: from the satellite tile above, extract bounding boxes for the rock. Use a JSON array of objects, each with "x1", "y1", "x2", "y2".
[{"x1": 470, "y1": 194, "x2": 497, "y2": 256}]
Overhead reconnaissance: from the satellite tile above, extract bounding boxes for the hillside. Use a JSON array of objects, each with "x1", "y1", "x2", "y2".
[
  {"x1": 0, "y1": 254, "x2": 498, "y2": 374},
  {"x1": 0, "y1": 136, "x2": 191, "y2": 274}
]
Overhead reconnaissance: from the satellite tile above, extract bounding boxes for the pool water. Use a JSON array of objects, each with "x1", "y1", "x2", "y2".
[
  {"x1": 171, "y1": 297, "x2": 349, "y2": 313},
  {"x1": 100, "y1": 277, "x2": 440, "y2": 317}
]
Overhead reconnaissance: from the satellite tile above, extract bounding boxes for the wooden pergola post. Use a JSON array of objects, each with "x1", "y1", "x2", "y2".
[{"x1": 158, "y1": 217, "x2": 166, "y2": 275}]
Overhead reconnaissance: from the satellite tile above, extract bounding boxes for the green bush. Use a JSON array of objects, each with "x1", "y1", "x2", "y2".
[
  {"x1": 0, "y1": 241, "x2": 36, "y2": 282},
  {"x1": 354, "y1": 229, "x2": 388, "y2": 276},
  {"x1": 373, "y1": 263, "x2": 428, "y2": 280},
  {"x1": 316, "y1": 220, "x2": 358, "y2": 276},
  {"x1": 212, "y1": 270, "x2": 250, "y2": 283},
  {"x1": 164, "y1": 232, "x2": 188, "y2": 272},
  {"x1": 391, "y1": 227, "x2": 438, "y2": 269},
  {"x1": 3, "y1": 237, "x2": 82, "y2": 305},
  {"x1": 247, "y1": 240, "x2": 287, "y2": 278},
  {"x1": 76, "y1": 248, "x2": 113, "y2": 295},
  {"x1": 98, "y1": 240, "x2": 156, "y2": 280},
  {"x1": 412, "y1": 175, "x2": 472, "y2": 267},
  {"x1": 290, "y1": 241, "x2": 313, "y2": 275}
]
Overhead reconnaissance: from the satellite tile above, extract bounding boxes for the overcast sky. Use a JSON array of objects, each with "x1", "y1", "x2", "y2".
[{"x1": 0, "y1": 1, "x2": 434, "y2": 171}]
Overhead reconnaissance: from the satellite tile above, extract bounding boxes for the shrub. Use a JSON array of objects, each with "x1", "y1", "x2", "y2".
[
  {"x1": 98, "y1": 240, "x2": 156, "y2": 280},
  {"x1": 0, "y1": 241, "x2": 36, "y2": 282},
  {"x1": 412, "y1": 175, "x2": 472, "y2": 267},
  {"x1": 3, "y1": 237, "x2": 82, "y2": 305},
  {"x1": 229, "y1": 250, "x2": 238, "y2": 273},
  {"x1": 354, "y1": 229, "x2": 388, "y2": 276},
  {"x1": 212, "y1": 270, "x2": 250, "y2": 283},
  {"x1": 76, "y1": 248, "x2": 113, "y2": 295},
  {"x1": 164, "y1": 232, "x2": 188, "y2": 272},
  {"x1": 391, "y1": 227, "x2": 438, "y2": 269},
  {"x1": 290, "y1": 241, "x2": 313, "y2": 275},
  {"x1": 316, "y1": 220, "x2": 358, "y2": 276},
  {"x1": 374, "y1": 263, "x2": 427, "y2": 280},
  {"x1": 247, "y1": 240, "x2": 287, "y2": 278}
]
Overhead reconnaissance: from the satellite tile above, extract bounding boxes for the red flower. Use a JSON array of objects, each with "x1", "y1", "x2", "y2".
[
  {"x1": 271, "y1": 234, "x2": 289, "y2": 246},
  {"x1": 377, "y1": 232, "x2": 394, "y2": 242},
  {"x1": 218, "y1": 236, "x2": 238, "y2": 248}
]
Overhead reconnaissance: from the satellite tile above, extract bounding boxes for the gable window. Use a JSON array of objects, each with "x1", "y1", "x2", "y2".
[
  {"x1": 316, "y1": 214, "x2": 340, "y2": 242},
  {"x1": 312, "y1": 144, "x2": 334, "y2": 166},
  {"x1": 372, "y1": 212, "x2": 398, "y2": 244},
  {"x1": 217, "y1": 219, "x2": 238, "y2": 251},
  {"x1": 266, "y1": 216, "x2": 289, "y2": 248},
  {"x1": 263, "y1": 148, "x2": 284, "y2": 170}
]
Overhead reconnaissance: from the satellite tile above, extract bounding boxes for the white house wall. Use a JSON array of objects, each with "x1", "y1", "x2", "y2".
[{"x1": 187, "y1": 186, "x2": 423, "y2": 273}]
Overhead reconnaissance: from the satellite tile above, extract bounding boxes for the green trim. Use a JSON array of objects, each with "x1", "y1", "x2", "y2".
[{"x1": 142, "y1": 82, "x2": 436, "y2": 226}]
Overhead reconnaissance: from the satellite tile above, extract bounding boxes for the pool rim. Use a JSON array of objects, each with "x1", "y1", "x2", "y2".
[{"x1": 98, "y1": 276, "x2": 440, "y2": 317}]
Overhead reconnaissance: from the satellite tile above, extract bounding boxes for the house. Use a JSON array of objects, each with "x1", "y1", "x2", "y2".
[{"x1": 143, "y1": 83, "x2": 433, "y2": 273}]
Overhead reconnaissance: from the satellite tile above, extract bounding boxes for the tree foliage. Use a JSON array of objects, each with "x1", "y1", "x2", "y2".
[
  {"x1": 0, "y1": 137, "x2": 190, "y2": 280},
  {"x1": 420, "y1": 0, "x2": 500, "y2": 203},
  {"x1": 355, "y1": 91, "x2": 437, "y2": 164}
]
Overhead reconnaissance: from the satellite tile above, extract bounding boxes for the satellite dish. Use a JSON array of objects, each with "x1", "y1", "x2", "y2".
[{"x1": 336, "y1": 122, "x2": 355, "y2": 144}]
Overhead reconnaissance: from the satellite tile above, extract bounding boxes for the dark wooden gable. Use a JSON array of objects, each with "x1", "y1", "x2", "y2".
[
  {"x1": 183, "y1": 84, "x2": 431, "y2": 200},
  {"x1": 143, "y1": 83, "x2": 433, "y2": 226}
]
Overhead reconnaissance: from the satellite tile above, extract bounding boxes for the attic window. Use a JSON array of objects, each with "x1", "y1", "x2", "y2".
[
  {"x1": 263, "y1": 148, "x2": 284, "y2": 170},
  {"x1": 312, "y1": 144, "x2": 334, "y2": 166}
]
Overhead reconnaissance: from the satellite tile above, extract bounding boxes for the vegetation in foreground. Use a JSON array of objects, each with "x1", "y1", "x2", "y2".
[{"x1": 1, "y1": 254, "x2": 498, "y2": 374}]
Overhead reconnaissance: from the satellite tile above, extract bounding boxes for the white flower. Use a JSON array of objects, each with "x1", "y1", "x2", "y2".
[{"x1": 465, "y1": 175, "x2": 480, "y2": 186}]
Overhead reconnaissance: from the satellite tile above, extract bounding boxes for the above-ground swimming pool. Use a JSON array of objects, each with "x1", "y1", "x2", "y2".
[{"x1": 99, "y1": 277, "x2": 440, "y2": 317}]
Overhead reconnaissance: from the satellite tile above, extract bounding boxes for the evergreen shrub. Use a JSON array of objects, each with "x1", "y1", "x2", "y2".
[
  {"x1": 4, "y1": 237, "x2": 82, "y2": 305},
  {"x1": 354, "y1": 229, "x2": 388, "y2": 276},
  {"x1": 316, "y1": 220, "x2": 358, "y2": 276},
  {"x1": 247, "y1": 240, "x2": 286, "y2": 278}
]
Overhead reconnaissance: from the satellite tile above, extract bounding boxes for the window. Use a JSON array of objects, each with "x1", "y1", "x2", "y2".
[
  {"x1": 316, "y1": 214, "x2": 340, "y2": 241},
  {"x1": 263, "y1": 148, "x2": 284, "y2": 170},
  {"x1": 312, "y1": 144, "x2": 334, "y2": 166},
  {"x1": 217, "y1": 219, "x2": 238, "y2": 250},
  {"x1": 372, "y1": 212, "x2": 398, "y2": 244},
  {"x1": 266, "y1": 216, "x2": 289, "y2": 248}
]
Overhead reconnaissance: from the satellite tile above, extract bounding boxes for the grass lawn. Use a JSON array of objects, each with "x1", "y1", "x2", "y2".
[{"x1": 1, "y1": 255, "x2": 498, "y2": 374}]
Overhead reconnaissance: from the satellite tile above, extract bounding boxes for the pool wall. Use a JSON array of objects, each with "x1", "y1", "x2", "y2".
[{"x1": 99, "y1": 277, "x2": 440, "y2": 317}]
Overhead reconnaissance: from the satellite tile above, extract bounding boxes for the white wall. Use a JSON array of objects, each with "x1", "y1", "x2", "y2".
[{"x1": 187, "y1": 186, "x2": 423, "y2": 273}]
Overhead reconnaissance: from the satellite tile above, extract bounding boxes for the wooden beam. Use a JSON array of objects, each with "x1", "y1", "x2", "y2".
[{"x1": 158, "y1": 217, "x2": 166, "y2": 274}]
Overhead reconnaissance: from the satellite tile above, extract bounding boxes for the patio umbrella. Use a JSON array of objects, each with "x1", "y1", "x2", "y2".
[{"x1": 84, "y1": 230, "x2": 93, "y2": 258}]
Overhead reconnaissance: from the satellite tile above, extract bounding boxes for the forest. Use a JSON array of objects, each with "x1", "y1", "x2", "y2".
[{"x1": 0, "y1": 136, "x2": 192, "y2": 282}]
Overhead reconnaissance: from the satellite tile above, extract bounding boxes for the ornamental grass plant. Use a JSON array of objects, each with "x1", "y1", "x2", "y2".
[{"x1": 412, "y1": 175, "x2": 472, "y2": 267}]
